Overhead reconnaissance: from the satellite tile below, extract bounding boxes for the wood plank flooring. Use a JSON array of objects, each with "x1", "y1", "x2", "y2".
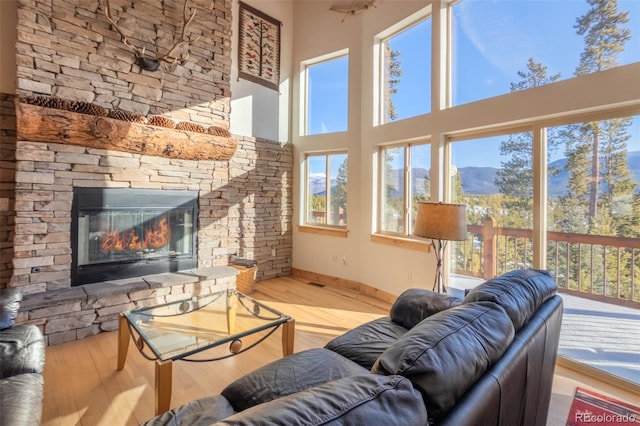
[{"x1": 41, "y1": 276, "x2": 638, "y2": 425}]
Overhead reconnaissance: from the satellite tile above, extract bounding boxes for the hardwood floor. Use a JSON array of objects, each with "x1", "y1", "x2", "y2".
[{"x1": 41, "y1": 276, "x2": 638, "y2": 425}]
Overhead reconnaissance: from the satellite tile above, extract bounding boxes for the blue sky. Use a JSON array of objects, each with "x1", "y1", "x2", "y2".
[{"x1": 309, "y1": 0, "x2": 640, "y2": 173}]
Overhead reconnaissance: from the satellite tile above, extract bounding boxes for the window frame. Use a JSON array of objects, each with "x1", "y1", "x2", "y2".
[
  {"x1": 302, "y1": 151, "x2": 349, "y2": 231},
  {"x1": 373, "y1": 6, "x2": 432, "y2": 126},
  {"x1": 377, "y1": 141, "x2": 431, "y2": 237},
  {"x1": 300, "y1": 49, "x2": 349, "y2": 136}
]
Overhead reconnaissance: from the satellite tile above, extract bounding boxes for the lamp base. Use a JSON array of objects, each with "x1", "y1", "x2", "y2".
[{"x1": 432, "y1": 239, "x2": 447, "y2": 294}]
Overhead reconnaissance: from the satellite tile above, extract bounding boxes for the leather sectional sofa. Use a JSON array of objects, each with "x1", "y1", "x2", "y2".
[
  {"x1": 142, "y1": 269, "x2": 563, "y2": 425},
  {"x1": 0, "y1": 288, "x2": 46, "y2": 426}
]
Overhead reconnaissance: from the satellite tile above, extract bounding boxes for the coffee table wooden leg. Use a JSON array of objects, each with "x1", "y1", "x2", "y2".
[
  {"x1": 282, "y1": 318, "x2": 295, "y2": 356},
  {"x1": 117, "y1": 314, "x2": 130, "y2": 371},
  {"x1": 227, "y1": 292, "x2": 237, "y2": 335},
  {"x1": 155, "y1": 359, "x2": 173, "y2": 415}
]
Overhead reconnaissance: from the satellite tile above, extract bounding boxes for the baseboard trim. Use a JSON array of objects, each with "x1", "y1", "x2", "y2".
[{"x1": 291, "y1": 268, "x2": 397, "y2": 305}]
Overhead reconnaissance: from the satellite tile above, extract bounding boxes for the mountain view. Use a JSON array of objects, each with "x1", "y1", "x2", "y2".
[{"x1": 310, "y1": 151, "x2": 640, "y2": 197}]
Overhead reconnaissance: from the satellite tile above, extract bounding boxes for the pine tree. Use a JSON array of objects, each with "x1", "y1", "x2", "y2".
[
  {"x1": 495, "y1": 58, "x2": 561, "y2": 224},
  {"x1": 383, "y1": 42, "x2": 402, "y2": 122},
  {"x1": 567, "y1": 0, "x2": 634, "y2": 232},
  {"x1": 331, "y1": 158, "x2": 348, "y2": 225}
]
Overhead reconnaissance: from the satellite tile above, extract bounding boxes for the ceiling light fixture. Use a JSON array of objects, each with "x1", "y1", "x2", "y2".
[{"x1": 330, "y1": 0, "x2": 377, "y2": 22}]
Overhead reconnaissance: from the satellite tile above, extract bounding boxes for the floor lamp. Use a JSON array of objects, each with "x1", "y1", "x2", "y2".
[{"x1": 413, "y1": 202, "x2": 467, "y2": 293}]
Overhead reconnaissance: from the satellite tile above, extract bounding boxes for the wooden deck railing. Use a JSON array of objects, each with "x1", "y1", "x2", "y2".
[{"x1": 453, "y1": 217, "x2": 640, "y2": 307}]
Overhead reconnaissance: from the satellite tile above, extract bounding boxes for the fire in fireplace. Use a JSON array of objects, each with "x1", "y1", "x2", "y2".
[{"x1": 71, "y1": 188, "x2": 198, "y2": 286}]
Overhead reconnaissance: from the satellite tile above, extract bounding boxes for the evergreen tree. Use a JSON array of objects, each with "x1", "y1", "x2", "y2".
[
  {"x1": 565, "y1": 0, "x2": 634, "y2": 232},
  {"x1": 331, "y1": 158, "x2": 348, "y2": 225},
  {"x1": 495, "y1": 58, "x2": 561, "y2": 224},
  {"x1": 383, "y1": 42, "x2": 402, "y2": 122}
]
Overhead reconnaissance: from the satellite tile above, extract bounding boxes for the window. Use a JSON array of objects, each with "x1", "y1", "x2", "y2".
[
  {"x1": 305, "y1": 152, "x2": 348, "y2": 227},
  {"x1": 449, "y1": 132, "x2": 535, "y2": 280},
  {"x1": 379, "y1": 143, "x2": 430, "y2": 235},
  {"x1": 376, "y1": 10, "x2": 431, "y2": 124},
  {"x1": 450, "y1": 0, "x2": 640, "y2": 106},
  {"x1": 302, "y1": 52, "x2": 349, "y2": 135},
  {"x1": 546, "y1": 114, "x2": 640, "y2": 304}
]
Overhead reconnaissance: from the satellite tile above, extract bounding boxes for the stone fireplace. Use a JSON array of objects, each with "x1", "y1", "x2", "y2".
[
  {"x1": 7, "y1": 0, "x2": 294, "y2": 345},
  {"x1": 71, "y1": 187, "x2": 198, "y2": 286}
]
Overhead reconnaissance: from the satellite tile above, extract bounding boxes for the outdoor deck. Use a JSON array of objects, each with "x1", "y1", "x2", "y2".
[{"x1": 450, "y1": 275, "x2": 640, "y2": 387}]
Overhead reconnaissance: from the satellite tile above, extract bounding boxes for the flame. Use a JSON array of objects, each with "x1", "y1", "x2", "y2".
[{"x1": 100, "y1": 217, "x2": 170, "y2": 252}]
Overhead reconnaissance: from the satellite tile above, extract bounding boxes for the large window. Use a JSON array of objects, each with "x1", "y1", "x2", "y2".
[
  {"x1": 305, "y1": 152, "x2": 348, "y2": 227},
  {"x1": 302, "y1": 52, "x2": 349, "y2": 135},
  {"x1": 379, "y1": 143, "x2": 430, "y2": 235},
  {"x1": 451, "y1": 0, "x2": 640, "y2": 106},
  {"x1": 449, "y1": 132, "x2": 535, "y2": 279},
  {"x1": 376, "y1": 8, "x2": 431, "y2": 124},
  {"x1": 546, "y1": 114, "x2": 640, "y2": 303}
]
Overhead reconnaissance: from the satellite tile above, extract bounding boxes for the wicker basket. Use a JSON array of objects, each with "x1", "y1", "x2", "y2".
[{"x1": 231, "y1": 264, "x2": 258, "y2": 294}]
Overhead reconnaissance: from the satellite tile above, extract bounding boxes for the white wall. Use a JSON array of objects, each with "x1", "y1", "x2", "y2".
[
  {"x1": 290, "y1": 0, "x2": 640, "y2": 298},
  {"x1": 229, "y1": 1, "x2": 293, "y2": 143}
]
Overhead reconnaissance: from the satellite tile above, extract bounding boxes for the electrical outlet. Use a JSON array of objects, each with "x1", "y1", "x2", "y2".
[
  {"x1": 271, "y1": 248, "x2": 277, "y2": 257},
  {"x1": 341, "y1": 256, "x2": 347, "y2": 266},
  {"x1": 332, "y1": 255, "x2": 338, "y2": 263},
  {"x1": 406, "y1": 271, "x2": 413, "y2": 283}
]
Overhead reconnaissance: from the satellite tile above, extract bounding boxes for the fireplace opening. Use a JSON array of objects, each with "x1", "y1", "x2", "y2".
[{"x1": 71, "y1": 188, "x2": 198, "y2": 286}]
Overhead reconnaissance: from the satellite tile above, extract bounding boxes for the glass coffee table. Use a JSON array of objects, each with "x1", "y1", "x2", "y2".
[{"x1": 116, "y1": 289, "x2": 295, "y2": 415}]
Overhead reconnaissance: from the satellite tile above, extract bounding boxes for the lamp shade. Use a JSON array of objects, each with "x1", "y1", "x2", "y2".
[{"x1": 413, "y1": 202, "x2": 467, "y2": 241}]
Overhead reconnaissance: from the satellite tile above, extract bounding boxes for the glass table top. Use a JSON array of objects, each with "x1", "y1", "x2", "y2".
[{"x1": 123, "y1": 290, "x2": 290, "y2": 361}]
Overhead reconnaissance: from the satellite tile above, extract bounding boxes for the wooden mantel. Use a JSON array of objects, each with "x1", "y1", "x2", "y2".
[{"x1": 16, "y1": 102, "x2": 238, "y2": 161}]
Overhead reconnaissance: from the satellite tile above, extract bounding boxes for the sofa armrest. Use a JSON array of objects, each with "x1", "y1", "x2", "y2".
[
  {"x1": 0, "y1": 288, "x2": 22, "y2": 331},
  {"x1": 0, "y1": 373, "x2": 44, "y2": 426},
  {"x1": 0, "y1": 325, "x2": 46, "y2": 379},
  {"x1": 216, "y1": 374, "x2": 428, "y2": 426}
]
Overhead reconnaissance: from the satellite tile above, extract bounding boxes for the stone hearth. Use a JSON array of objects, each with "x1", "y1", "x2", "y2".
[{"x1": 18, "y1": 267, "x2": 238, "y2": 345}]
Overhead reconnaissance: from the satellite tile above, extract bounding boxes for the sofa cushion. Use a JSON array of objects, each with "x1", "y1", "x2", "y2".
[
  {"x1": 390, "y1": 288, "x2": 462, "y2": 329},
  {"x1": 0, "y1": 325, "x2": 46, "y2": 379},
  {"x1": 221, "y1": 348, "x2": 369, "y2": 412},
  {"x1": 140, "y1": 395, "x2": 237, "y2": 426},
  {"x1": 324, "y1": 317, "x2": 408, "y2": 369},
  {"x1": 372, "y1": 301, "x2": 514, "y2": 423},
  {"x1": 0, "y1": 373, "x2": 44, "y2": 426},
  {"x1": 463, "y1": 269, "x2": 557, "y2": 331},
  {"x1": 0, "y1": 288, "x2": 22, "y2": 331},
  {"x1": 217, "y1": 374, "x2": 428, "y2": 426}
]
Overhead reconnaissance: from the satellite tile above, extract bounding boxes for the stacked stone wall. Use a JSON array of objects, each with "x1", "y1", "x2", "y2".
[
  {"x1": 12, "y1": 140, "x2": 230, "y2": 294},
  {"x1": 0, "y1": 94, "x2": 16, "y2": 288},
  {"x1": 16, "y1": 0, "x2": 231, "y2": 126},
  {"x1": 229, "y1": 137, "x2": 293, "y2": 280}
]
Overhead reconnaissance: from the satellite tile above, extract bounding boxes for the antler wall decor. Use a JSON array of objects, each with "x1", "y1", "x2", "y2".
[{"x1": 104, "y1": 0, "x2": 200, "y2": 71}]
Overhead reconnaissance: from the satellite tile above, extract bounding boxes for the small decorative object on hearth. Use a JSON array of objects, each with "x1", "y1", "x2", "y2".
[
  {"x1": 229, "y1": 255, "x2": 258, "y2": 294},
  {"x1": 413, "y1": 202, "x2": 467, "y2": 293}
]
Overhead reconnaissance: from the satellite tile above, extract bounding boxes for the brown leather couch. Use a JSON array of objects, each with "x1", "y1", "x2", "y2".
[{"x1": 142, "y1": 269, "x2": 563, "y2": 425}]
